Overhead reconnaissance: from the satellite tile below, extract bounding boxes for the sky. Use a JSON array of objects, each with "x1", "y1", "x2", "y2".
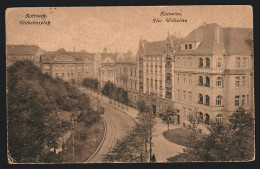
[{"x1": 6, "y1": 5, "x2": 253, "y2": 55}]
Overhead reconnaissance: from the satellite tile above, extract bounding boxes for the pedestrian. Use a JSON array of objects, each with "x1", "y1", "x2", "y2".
[{"x1": 151, "y1": 154, "x2": 156, "y2": 163}]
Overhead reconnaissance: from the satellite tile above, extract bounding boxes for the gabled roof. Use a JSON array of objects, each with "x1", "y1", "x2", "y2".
[
  {"x1": 138, "y1": 35, "x2": 178, "y2": 56},
  {"x1": 6, "y1": 45, "x2": 40, "y2": 56},
  {"x1": 175, "y1": 23, "x2": 253, "y2": 56}
]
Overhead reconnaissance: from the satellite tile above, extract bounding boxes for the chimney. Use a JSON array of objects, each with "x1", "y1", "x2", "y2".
[
  {"x1": 214, "y1": 25, "x2": 220, "y2": 44},
  {"x1": 74, "y1": 47, "x2": 76, "y2": 52}
]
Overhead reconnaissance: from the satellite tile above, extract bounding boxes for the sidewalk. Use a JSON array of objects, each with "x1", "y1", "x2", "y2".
[{"x1": 80, "y1": 87, "x2": 185, "y2": 162}]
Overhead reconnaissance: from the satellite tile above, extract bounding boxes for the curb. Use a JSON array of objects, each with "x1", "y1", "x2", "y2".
[
  {"x1": 85, "y1": 115, "x2": 107, "y2": 163},
  {"x1": 104, "y1": 100, "x2": 138, "y2": 123}
]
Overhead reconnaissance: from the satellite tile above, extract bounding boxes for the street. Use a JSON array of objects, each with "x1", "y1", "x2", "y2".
[{"x1": 83, "y1": 89, "x2": 136, "y2": 163}]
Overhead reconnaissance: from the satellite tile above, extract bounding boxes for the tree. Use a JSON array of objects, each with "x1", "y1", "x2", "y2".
[
  {"x1": 168, "y1": 107, "x2": 255, "y2": 162},
  {"x1": 7, "y1": 60, "x2": 98, "y2": 163}
]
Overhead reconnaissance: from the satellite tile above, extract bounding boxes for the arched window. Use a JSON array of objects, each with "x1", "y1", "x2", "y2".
[
  {"x1": 198, "y1": 76, "x2": 203, "y2": 86},
  {"x1": 205, "y1": 76, "x2": 210, "y2": 87},
  {"x1": 198, "y1": 94, "x2": 203, "y2": 104},
  {"x1": 216, "y1": 95, "x2": 222, "y2": 105},
  {"x1": 216, "y1": 114, "x2": 223, "y2": 124},
  {"x1": 206, "y1": 58, "x2": 210, "y2": 68},
  {"x1": 216, "y1": 57, "x2": 222, "y2": 67},
  {"x1": 205, "y1": 95, "x2": 210, "y2": 106},
  {"x1": 199, "y1": 58, "x2": 203, "y2": 68},
  {"x1": 205, "y1": 113, "x2": 210, "y2": 124}
]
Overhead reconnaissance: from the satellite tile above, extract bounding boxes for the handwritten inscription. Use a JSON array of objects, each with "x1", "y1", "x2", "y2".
[
  {"x1": 19, "y1": 14, "x2": 50, "y2": 26},
  {"x1": 153, "y1": 10, "x2": 187, "y2": 23}
]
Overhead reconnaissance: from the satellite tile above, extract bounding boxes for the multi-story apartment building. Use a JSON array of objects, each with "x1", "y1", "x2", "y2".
[
  {"x1": 115, "y1": 51, "x2": 139, "y2": 107},
  {"x1": 137, "y1": 34, "x2": 178, "y2": 117},
  {"x1": 174, "y1": 23, "x2": 254, "y2": 125},
  {"x1": 40, "y1": 48, "x2": 95, "y2": 85},
  {"x1": 6, "y1": 45, "x2": 45, "y2": 67}
]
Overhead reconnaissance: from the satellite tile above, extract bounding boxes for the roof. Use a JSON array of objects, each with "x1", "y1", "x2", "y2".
[
  {"x1": 40, "y1": 49, "x2": 96, "y2": 63},
  {"x1": 6, "y1": 45, "x2": 40, "y2": 56},
  {"x1": 138, "y1": 35, "x2": 178, "y2": 56},
  {"x1": 175, "y1": 23, "x2": 253, "y2": 56}
]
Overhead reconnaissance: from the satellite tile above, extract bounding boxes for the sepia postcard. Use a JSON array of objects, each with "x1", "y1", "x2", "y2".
[{"x1": 5, "y1": 5, "x2": 254, "y2": 163}]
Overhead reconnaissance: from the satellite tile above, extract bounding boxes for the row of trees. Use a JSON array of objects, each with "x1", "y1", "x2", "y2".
[
  {"x1": 82, "y1": 78, "x2": 99, "y2": 91},
  {"x1": 7, "y1": 61, "x2": 99, "y2": 163},
  {"x1": 168, "y1": 107, "x2": 255, "y2": 162},
  {"x1": 102, "y1": 100, "x2": 156, "y2": 163},
  {"x1": 101, "y1": 81, "x2": 128, "y2": 105}
]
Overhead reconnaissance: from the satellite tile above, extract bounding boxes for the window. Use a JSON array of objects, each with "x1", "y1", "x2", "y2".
[
  {"x1": 189, "y1": 75, "x2": 192, "y2": 84},
  {"x1": 139, "y1": 70, "x2": 143, "y2": 78},
  {"x1": 166, "y1": 73, "x2": 172, "y2": 82},
  {"x1": 242, "y1": 76, "x2": 246, "y2": 87},
  {"x1": 177, "y1": 90, "x2": 181, "y2": 99},
  {"x1": 183, "y1": 107, "x2": 186, "y2": 117},
  {"x1": 134, "y1": 69, "x2": 136, "y2": 77},
  {"x1": 189, "y1": 57, "x2": 192, "y2": 67},
  {"x1": 216, "y1": 114, "x2": 223, "y2": 124},
  {"x1": 183, "y1": 58, "x2": 187, "y2": 67},
  {"x1": 198, "y1": 76, "x2": 203, "y2": 86},
  {"x1": 150, "y1": 65, "x2": 153, "y2": 73},
  {"x1": 166, "y1": 58, "x2": 171, "y2": 66},
  {"x1": 205, "y1": 95, "x2": 210, "y2": 106},
  {"x1": 205, "y1": 76, "x2": 210, "y2": 87},
  {"x1": 199, "y1": 58, "x2": 203, "y2": 68},
  {"x1": 247, "y1": 95, "x2": 249, "y2": 105},
  {"x1": 235, "y1": 77, "x2": 240, "y2": 87},
  {"x1": 236, "y1": 57, "x2": 240, "y2": 68},
  {"x1": 198, "y1": 94, "x2": 203, "y2": 104},
  {"x1": 183, "y1": 91, "x2": 186, "y2": 100},
  {"x1": 166, "y1": 87, "x2": 172, "y2": 99},
  {"x1": 130, "y1": 68, "x2": 133, "y2": 76},
  {"x1": 183, "y1": 74, "x2": 186, "y2": 83},
  {"x1": 216, "y1": 95, "x2": 222, "y2": 106},
  {"x1": 177, "y1": 74, "x2": 180, "y2": 83},
  {"x1": 139, "y1": 82, "x2": 143, "y2": 91},
  {"x1": 242, "y1": 57, "x2": 246, "y2": 68},
  {"x1": 135, "y1": 82, "x2": 137, "y2": 90},
  {"x1": 216, "y1": 77, "x2": 222, "y2": 87},
  {"x1": 61, "y1": 73, "x2": 64, "y2": 78},
  {"x1": 55, "y1": 73, "x2": 58, "y2": 77},
  {"x1": 205, "y1": 58, "x2": 210, "y2": 68},
  {"x1": 185, "y1": 44, "x2": 188, "y2": 49},
  {"x1": 216, "y1": 57, "x2": 222, "y2": 67},
  {"x1": 189, "y1": 44, "x2": 192, "y2": 49},
  {"x1": 189, "y1": 92, "x2": 192, "y2": 101},
  {"x1": 242, "y1": 95, "x2": 245, "y2": 106},
  {"x1": 235, "y1": 95, "x2": 240, "y2": 107}
]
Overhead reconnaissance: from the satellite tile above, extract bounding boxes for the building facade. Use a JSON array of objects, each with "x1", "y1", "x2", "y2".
[
  {"x1": 115, "y1": 52, "x2": 139, "y2": 107},
  {"x1": 174, "y1": 23, "x2": 254, "y2": 126},
  {"x1": 137, "y1": 34, "x2": 177, "y2": 117},
  {"x1": 40, "y1": 48, "x2": 95, "y2": 85},
  {"x1": 6, "y1": 45, "x2": 45, "y2": 67}
]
